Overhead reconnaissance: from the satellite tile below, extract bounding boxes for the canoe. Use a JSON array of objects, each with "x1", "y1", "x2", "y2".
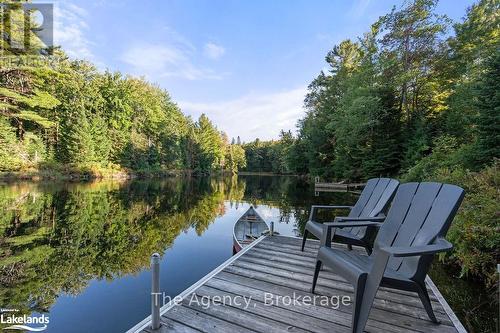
[{"x1": 233, "y1": 206, "x2": 268, "y2": 253}]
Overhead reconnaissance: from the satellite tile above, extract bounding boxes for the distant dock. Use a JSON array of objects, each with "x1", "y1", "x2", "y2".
[
  {"x1": 314, "y1": 178, "x2": 366, "y2": 193},
  {"x1": 127, "y1": 235, "x2": 466, "y2": 333}
]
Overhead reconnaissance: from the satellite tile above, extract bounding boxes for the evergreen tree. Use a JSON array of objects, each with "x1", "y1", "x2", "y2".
[
  {"x1": 474, "y1": 52, "x2": 500, "y2": 166},
  {"x1": 91, "y1": 116, "x2": 111, "y2": 165},
  {"x1": 225, "y1": 144, "x2": 246, "y2": 174},
  {"x1": 60, "y1": 112, "x2": 95, "y2": 165},
  {"x1": 0, "y1": 117, "x2": 22, "y2": 170},
  {"x1": 193, "y1": 114, "x2": 225, "y2": 174}
]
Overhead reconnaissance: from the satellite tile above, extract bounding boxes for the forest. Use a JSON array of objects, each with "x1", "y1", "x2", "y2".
[
  {"x1": 244, "y1": 0, "x2": 498, "y2": 180},
  {"x1": 0, "y1": 3, "x2": 245, "y2": 176},
  {"x1": 243, "y1": 0, "x2": 499, "y2": 290}
]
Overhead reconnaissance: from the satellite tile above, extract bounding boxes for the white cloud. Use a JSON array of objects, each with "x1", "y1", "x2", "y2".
[
  {"x1": 204, "y1": 42, "x2": 225, "y2": 59},
  {"x1": 121, "y1": 28, "x2": 225, "y2": 81},
  {"x1": 161, "y1": 26, "x2": 196, "y2": 52},
  {"x1": 348, "y1": 0, "x2": 372, "y2": 19},
  {"x1": 121, "y1": 44, "x2": 223, "y2": 81},
  {"x1": 53, "y1": 2, "x2": 95, "y2": 61},
  {"x1": 178, "y1": 87, "x2": 307, "y2": 142}
]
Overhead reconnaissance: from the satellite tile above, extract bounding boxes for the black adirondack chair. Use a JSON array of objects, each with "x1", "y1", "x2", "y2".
[
  {"x1": 311, "y1": 182, "x2": 465, "y2": 333},
  {"x1": 302, "y1": 178, "x2": 399, "y2": 254}
]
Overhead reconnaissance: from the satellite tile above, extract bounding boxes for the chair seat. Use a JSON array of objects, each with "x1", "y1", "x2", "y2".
[
  {"x1": 306, "y1": 220, "x2": 366, "y2": 245},
  {"x1": 317, "y1": 246, "x2": 412, "y2": 285}
]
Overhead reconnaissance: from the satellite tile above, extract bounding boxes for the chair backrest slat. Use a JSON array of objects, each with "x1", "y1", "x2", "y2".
[
  {"x1": 345, "y1": 178, "x2": 399, "y2": 238},
  {"x1": 373, "y1": 183, "x2": 418, "y2": 247},
  {"x1": 348, "y1": 178, "x2": 379, "y2": 217},
  {"x1": 370, "y1": 180, "x2": 400, "y2": 218},
  {"x1": 359, "y1": 178, "x2": 389, "y2": 216},
  {"x1": 388, "y1": 182, "x2": 442, "y2": 270},
  {"x1": 374, "y1": 182, "x2": 465, "y2": 278}
]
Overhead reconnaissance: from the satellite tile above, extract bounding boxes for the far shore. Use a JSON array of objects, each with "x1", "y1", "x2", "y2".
[
  {"x1": 0, "y1": 169, "x2": 302, "y2": 182},
  {"x1": 237, "y1": 171, "x2": 299, "y2": 176},
  {"x1": 0, "y1": 168, "x2": 184, "y2": 182}
]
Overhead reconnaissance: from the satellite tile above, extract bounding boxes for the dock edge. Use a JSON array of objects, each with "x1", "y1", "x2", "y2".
[{"x1": 125, "y1": 235, "x2": 267, "y2": 333}]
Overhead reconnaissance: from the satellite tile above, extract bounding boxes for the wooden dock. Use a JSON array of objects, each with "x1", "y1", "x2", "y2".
[
  {"x1": 314, "y1": 182, "x2": 366, "y2": 193},
  {"x1": 127, "y1": 236, "x2": 466, "y2": 333}
]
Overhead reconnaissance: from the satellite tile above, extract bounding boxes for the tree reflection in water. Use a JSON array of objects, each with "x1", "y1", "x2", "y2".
[{"x1": 0, "y1": 175, "x2": 355, "y2": 326}]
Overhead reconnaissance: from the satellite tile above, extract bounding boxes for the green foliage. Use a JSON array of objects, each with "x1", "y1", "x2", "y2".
[
  {"x1": 270, "y1": 0, "x2": 498, "y2": 184},
  {"x1": 287, "y1": 0, "x2": 454, "y2": 180},
  {"x1": 410, "y1": 162, "x2": 500, "y2": 287},
  {"x1": 22, "y1": 132, "x2": 47, "y2": 164},
  {"x1": 394, "y1": 0, "x2": 499, "y2": 289},
  {"x1": 225, "y1": 144, "x2": 246, "y2": 174},
  {"x1": 474, "y1": 52, "x2": 500, "y2": 166},
  {"x1": 444, "y1": 164, "x2": 499, "y2": 287},
  {"x1": 0, "y1": 54, "x2": 237, "y2": 175},
  {"x1": 0, "y1": 117, "x2": 23, "y2": 171},
  {"x1": 0, "y1": 9, "x2": 236, "y2": 175},
  {"x1": 193, "y1": 114, "x2": 225, "y2": 174},
  {"x1": 402, "y1": 135, "x2": 468, "y2": 181},
  {"x1": 401, "y1": 118, "x2": 430, "y2": 171},
  {"x1": 242, "y1": 132, "x2": 294, "y2": 174},
  {"x1": 14, "y1": 110, "x2": 56, "y2": 129},
  {"x1": 0, "y1": 68, "x2": 60, "y2": 138},
  {"x1": 59, "y1": 112, "x2": 96, "y2": 165},
  {"x1": 91, "y1": 116, "x2": 112, "y2": 163}
]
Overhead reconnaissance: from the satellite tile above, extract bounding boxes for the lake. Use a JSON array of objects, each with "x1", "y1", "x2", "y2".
[{"x1": 0, "y1": 176, "x2": 492, "y2": 332}]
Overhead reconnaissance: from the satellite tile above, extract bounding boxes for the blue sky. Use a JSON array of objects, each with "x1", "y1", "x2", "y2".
[{"x1": 47, "y1": 0, "x2": 475, "y2": 141}]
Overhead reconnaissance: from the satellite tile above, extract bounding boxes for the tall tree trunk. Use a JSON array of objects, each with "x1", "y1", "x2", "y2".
[{"x1": 16, "y1": 118, "x2": 24, "y2": 140}]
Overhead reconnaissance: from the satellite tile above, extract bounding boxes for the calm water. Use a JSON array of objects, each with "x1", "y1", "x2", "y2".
[{"x1": 0, "y1": 176, "x2": 493, "y2": 332}]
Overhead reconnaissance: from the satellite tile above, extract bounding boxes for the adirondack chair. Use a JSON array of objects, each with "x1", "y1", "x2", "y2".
[
  {"x1": 311, "y1": 182, "x2": 465, "y2": 333},
  {"x1": 302, "y1": 178, "x2": 399, "y2": 254}
]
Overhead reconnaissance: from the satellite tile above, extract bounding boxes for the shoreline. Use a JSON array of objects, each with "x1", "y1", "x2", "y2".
[
  {"x1": 0, "y1": 169, "x2": 302, "y2": 182},
  {"x1": 0, "y1": 169, "x2": 186, "y2": 182},
  {"x1": 237, "y1": 171, "x2": 300, "y2": 177},
  {"x1": 0, "y1": 168, "x2": 306, "y2": 182}
]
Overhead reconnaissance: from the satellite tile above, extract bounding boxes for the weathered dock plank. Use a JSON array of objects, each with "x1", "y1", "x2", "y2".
[
  {"x1": 127, "y1": 235, "x2": 466, "y2": 333},
  {"x1": 314, "y1": 182, "x2": 366, "y2": 192}
]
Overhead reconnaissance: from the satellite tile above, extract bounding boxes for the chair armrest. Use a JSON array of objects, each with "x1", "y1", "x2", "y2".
[
  {"x1": 320, "y1": 221, "x2": 382, "y2": 247},
  {"x1": 365, "y1": 239, "x2": 454, "y2": 297},
  {"x1": 311, "y1": 205, "x2": 354, "y2": 210},
  {"x1": 324, "y1": 221, "x2": 383, "y2": 228},
  {"x1": 380, "y1": 239, "x2": 453, "y2": 258},
  {"x1": 334, "y1": 216, "x2": 386, "y2": 223},
  {"x1": 309, "y1": 205, "x2": 353, "y2": 221}
]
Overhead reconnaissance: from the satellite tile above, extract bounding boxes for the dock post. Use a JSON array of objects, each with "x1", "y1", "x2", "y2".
[
  {"x1": 151, "y1": 253, "x2": 161, "y2": 330},
  {"x1": 270, "y1": 221, "x2": 274, "y2": 236}
]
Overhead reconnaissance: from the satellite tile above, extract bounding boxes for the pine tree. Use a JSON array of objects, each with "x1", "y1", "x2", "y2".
[
  {"x1": 0, "y1": 117, "x2": 22, "y2": 170},
  {"x1": 60, "y1": 112, "x2": 95, "y2": 165},
  {"x1": 91, "y1": 116, "x2": 111, "y2": 165},
  {"x1": 225, "y1": 144, "x2": 246, "y2": 174},
  {"x1": 474, "y1": 52, "x2": 500, "y2": 165},
  {"x1": 193, "y1": 114, "x2": 225, "y2": 174}
]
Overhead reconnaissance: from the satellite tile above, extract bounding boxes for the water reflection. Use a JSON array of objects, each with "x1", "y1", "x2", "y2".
[{"x1": 0, "y1": 176, "x2": 355, "y2": 332}]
